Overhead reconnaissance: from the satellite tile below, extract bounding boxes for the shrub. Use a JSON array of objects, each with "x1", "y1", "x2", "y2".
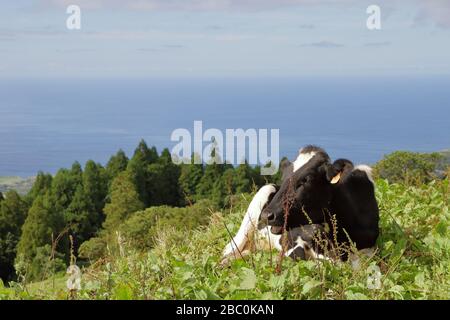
[
  {"x1": 120, "y1": 199, "x2": 217, "y2": 250},
  {"x1": 374, "y1": 151, "x2": 443, "y2": 185},
  {"x1": 78, "y1": 237, "x2": 107, "y2": 262},
  {"x1": 15, "y1": 245, "x2": 66, "y2": 282}
]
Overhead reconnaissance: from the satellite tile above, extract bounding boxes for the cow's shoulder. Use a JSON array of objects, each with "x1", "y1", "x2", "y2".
[{"x1": 340, "y1": 164, "x2": 375, "y2": 190}]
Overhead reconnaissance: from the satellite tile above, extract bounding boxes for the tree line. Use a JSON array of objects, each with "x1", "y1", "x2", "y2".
[{"x1": 0, "y1": 140, "x2": 277, "y2": 282}]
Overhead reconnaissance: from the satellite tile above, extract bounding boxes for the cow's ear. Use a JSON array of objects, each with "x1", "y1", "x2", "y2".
[{"x1": 320, "y1": 163, "x2": 341, "y2": 184}]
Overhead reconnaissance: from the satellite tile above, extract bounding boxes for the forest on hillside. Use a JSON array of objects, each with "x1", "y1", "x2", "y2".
[{"x1": 0, "y1": 140, "x2": 277, "y2": 283}]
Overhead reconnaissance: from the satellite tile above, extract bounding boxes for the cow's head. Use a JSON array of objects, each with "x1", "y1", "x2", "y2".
[{"x1": 260, "y1": 146, "x2": 341, "y2": 235}]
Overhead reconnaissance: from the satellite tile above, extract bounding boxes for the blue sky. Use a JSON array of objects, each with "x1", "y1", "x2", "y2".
[{"x1": 1, "y1": 0, "x2": 450, "y2": 77}]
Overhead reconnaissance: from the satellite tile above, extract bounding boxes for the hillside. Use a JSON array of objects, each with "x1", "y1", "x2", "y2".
[
  {"x1": 439, "y1": 150, "x2": 450, "y2": 168},
  {"x1": 0, "y1": 176, "x2": 35, "y2": 195},
  {"x1": 2, "y1": 179, "x2": 449, "y2": 300}
]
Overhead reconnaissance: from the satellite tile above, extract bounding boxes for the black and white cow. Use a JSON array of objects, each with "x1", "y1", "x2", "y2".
[
  {"x1": 221, "y1": 146, "x2": 334, "y2": 264},
  {"x1": 221, "y1": 145, "x2": 379, "y2": 265},
  {"x1": 260, "y1": 146, "x2": 336, "y2": 234}
]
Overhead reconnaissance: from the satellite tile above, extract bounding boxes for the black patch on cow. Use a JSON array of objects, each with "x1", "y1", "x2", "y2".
[{"x1": 327, "y1": 159, "x2": 380, "y2": 257}]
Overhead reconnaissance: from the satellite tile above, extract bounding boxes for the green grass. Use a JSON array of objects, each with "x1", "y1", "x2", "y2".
[
  {"x1": 1, "y1": 274, "x2": 67, "y2": 300},
  {"x1": 3, "y1": 179, "x2": 450, "y2": 300}
]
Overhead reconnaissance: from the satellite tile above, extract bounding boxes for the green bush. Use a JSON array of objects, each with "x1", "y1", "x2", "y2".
[
  {"x1": 120, "y1": 199, "x2": 217, "y2": 250},
  {"x1": 374, "y1": 151, "x2": 443, "y2": 185},
  {"x1": 14, "y1": 245, "x2": 66, "y2": 283},
  {"x1": 78, "y1": 237, "x2": 107, "y2": 262}
]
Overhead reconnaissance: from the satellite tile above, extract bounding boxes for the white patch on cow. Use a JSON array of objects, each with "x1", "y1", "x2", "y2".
[
  {"x1": 285, "y1": 236, "x2": 307, "y2": 257},
  {"x1": 255, "y1": 226, "x2": 283, "y2": 251},
  {"x1": 257, "y1": 227, "x2": 326, "y2": 260},
  {"x1": 354, "y1": 164, "x2": 375, "y2": 186},
  {"x1": 306, "y1": 249, "x2": 331, "y2": 261},
  {"x1": 293, "y1": 151, "x2": 316, "y2": 172},
  {"x1": 222, "y1": 185, "x2": 277, "y2": 258}
]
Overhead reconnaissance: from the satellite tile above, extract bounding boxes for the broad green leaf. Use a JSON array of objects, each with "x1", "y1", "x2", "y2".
[
  {"x1": 239, "y1": 268, "x2": 256, "y2": 290},
  {"x1": 346, "y1": 291, "x2": 369, "y2": 300},
  {"x1": 261, "y1": 292, "x2": 282, "y2": 300},
  {"x1": 414, "y1": 272, "x2": 425, "y2": 287},
  {"x1": 113, "y1": 284, "x2": 133, "y2": 300},
  {"x1": 301, "y1": 279, "x2": 321, "y2": 295},
  {"x1": 195, "y1": 290, "x2": 208, "y2": 300}
]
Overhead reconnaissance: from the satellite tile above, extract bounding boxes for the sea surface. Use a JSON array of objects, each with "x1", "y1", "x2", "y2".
[{"x1": 0, "y1": 76, "x2": 449, "y2": 177}]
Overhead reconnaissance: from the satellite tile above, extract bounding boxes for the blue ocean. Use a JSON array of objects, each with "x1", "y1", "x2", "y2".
[{"x1": 0, "y1": 76, "x2": 449, "y2": 177}]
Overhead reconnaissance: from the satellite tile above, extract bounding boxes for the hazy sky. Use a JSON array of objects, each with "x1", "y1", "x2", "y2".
[{"x1": 1, "y1": 0, "x2": 450, "y2": 77}]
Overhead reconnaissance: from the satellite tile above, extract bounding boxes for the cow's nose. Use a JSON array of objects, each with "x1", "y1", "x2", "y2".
[{"x1": 267, "y1": 212, "x2": 275, "y2": 221}]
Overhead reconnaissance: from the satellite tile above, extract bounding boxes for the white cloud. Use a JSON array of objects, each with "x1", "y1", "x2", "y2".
[
  {"x1": 34, "y1": 0, "x2": 450, "y2": 27},
  {"x1": 300, "y1": 41, "x2": 344, "y2": 48},
  {"x1": 41, "y1": 0, "x2": 357, "y2": 11},
  {"x1": 364, "y1": 41, "x2": 391, "y2": 47},
  {"x1": 415, "y1": 0, "x2": 450, "y2": 28}
]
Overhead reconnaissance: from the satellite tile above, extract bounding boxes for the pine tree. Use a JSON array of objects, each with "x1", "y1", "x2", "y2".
[
  {"x1": 196, "y1": 142, "x2": 226, "y2": 205},
  {"x1": 135, "y1": 139, "x2": 158, "y2": 164},
  {"x1": 16, "y1": 194, "x2": 64, "y2": 267},
  {"x1": 103, "y1": 171, "x2": 144, "y2": 231},
  {"x1": 70, "y1": 161, "x2": 83, "y2": 187},
  {"x1": 148, "y1": 146, "x2": 159, "y2": 164},
  {"x1": 211, "y1": 176, "x2": 227, "y2": 207},
  {"x1": 49, "y1": 168, "x2": 79, "y2": 214},
  {"x1": 196, "y1": 142, "x2": 224, "y2": 199},
  {"x1": 83, "y1": 160, "x2": 108, "y2": 229},
  {"x1": 233, "y1": 160, "x2": 253, "y2": 194},
  {"x1": 26, "y1": 171, "x2": 52, "y2": 204},
  {"x1": 221, "y1": 168, "x2": 235, "y2": 196},
  {"x1": 0, "y1": 191, "x2": 28, "y2": 235},
  {"x1": 179, "y1": 153, "x2": 204, "y2": 204},
  {"x1": 65, "y1": 185, "x2": 94, "y2": 245},
  {"x1": 146, "y1": 148, "x2": 182, "y2": 206},
  {"x1": 0, "y1": 191, "x2": 28, "y2": 281},
  {"x1": 106, "y1": 149, "x2": 129, "y2": 183},
  {"x1": 127, "y1": 141, "x2": 158, "y2": 207}
]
